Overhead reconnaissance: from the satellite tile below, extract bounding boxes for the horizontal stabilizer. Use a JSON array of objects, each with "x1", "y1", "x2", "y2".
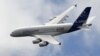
[{"x1": 86, "y1": 16, "x2": 96, "y2": 24}]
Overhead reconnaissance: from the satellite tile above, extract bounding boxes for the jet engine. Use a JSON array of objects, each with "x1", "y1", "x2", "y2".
[
  {"x1": 39, "y1": 41, "x2": 49, "y2": 47},
  {"x1": 32, "y1": 38, "x2": 42, "y2": 44}
]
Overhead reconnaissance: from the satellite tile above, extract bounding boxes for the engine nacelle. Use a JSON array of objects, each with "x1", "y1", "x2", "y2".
[
  {"x1": 32, "y1": 38, "x2": 42, "y2": 44},
  {"x1": 39, "y1": 41, "x2": 49, "y2": 47}
]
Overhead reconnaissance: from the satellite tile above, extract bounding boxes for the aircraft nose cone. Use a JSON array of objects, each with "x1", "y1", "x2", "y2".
[
  {"x1": 10, "y1": 32, "x2": 15, "y2": 37},
  {"x1": 10, "y1": 31, "x2": 18, "y2": 37}
]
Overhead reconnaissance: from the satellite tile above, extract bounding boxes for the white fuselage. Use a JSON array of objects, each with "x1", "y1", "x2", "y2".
[
  {"x1": 32, "y1": 23, "x2": 72, "y2": 35},
  {"x1": 11, "y1": 23, "x2": 73, "y2": 37}
]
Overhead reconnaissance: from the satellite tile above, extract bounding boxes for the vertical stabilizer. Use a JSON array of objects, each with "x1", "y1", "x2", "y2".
[{"x1": 68, "y1": 7, "x2": 91, "y2": 32}]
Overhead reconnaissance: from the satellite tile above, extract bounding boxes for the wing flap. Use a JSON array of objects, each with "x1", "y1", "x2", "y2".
[{"x1": 34, "y1": 35, "x2": 60, "y2": 45}]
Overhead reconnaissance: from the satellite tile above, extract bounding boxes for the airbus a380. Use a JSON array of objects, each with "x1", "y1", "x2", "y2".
[{"x1": 10, "y1": 4, "x2": 95, "y2": 47}]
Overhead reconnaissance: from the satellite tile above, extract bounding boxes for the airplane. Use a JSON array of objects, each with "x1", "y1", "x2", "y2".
[{"x1": 10, "y1": 4, "x2": 95, "y2": 47}]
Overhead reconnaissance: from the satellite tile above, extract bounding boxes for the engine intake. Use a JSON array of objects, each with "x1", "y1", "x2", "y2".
[
  {"x1": 32, "y1": 38, "x2": 42, "y2": 44},
  {"x1": 39, "y1": 41, "x2": 49, "y2": 47}
]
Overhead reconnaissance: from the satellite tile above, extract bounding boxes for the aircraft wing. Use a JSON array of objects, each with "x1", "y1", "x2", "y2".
[
  {"x1": 46, "y1": 4, "x2": 77, "y2": 25},
  {"x1": 34, "y1": 35, "x2": 60, "y2": 45}
]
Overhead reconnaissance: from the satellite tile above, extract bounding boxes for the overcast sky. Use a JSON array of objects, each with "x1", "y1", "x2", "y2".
[{"x1": 0, "y1": 0, "x2": 100, "y2": 56}]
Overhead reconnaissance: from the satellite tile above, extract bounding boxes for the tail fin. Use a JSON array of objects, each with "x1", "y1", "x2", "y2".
[
  {"x1": 74, "y1": 7, "x2": 91, "y2": 26},
  {"x1": 68, "y1": 7, "x2": 91, "y2": 32}
]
